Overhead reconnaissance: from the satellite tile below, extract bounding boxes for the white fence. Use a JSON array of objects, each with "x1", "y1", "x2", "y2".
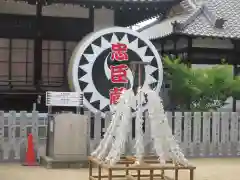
[{"x1": 0, "y1": 111, "x2": 240, "y2": 162}]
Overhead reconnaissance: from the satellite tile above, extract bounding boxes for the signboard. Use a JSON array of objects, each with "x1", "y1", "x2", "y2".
[
  {"x1": 68, "y1": 27, "x2": 162, "y2": 117},
  {"x1": 46, "y1": 91, "x2": 83, "y2": 107}
]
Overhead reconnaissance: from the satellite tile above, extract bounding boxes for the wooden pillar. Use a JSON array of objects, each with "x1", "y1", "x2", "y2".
[
  {"x1": 8, "y1": 39, "x2": 12, "y2": 89},
  {"x1": 33, "y1": 0, "x2": 43, "y2": 90},
  {"x1": 173, "y1": 35, "x2": 177, "y2": 56},
  {"x1": 62, "y1": 42, "x2": 67, "y2": 88},
  {"x1": 187, "y1": 37, "x2": 192, "y2": 68},
  {"x1": 89, "y1": 7, "x2": 94, "y2": 27},
  {"x1": 160, "y1": 40, "x2": 165, "y2": 55}
]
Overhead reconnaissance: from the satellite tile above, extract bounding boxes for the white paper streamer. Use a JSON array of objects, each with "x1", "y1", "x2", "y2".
[
  {"x1": 91, "y1": 89, "x2": 134, "y2": 163},
  {"x1": 92, "y1": 87, "x2": 189, "y2": 166},
  {"x1": 146, "y1": 88, "x2": 189, "y2": 166},
  {"x1": 134, "y1": 89, "x2": 145, "y2": 163}
]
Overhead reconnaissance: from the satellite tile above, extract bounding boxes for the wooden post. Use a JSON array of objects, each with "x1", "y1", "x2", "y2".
[
  {"x1": 125, "y1": 163, "x2": 129, "y2": 175},
  {"x1": 33, "y1": 0, "x2": 43, "y2": 88},
  {"x1": 20, "y1": 111, "x2": 28, "y2": 162},
  {"x1": 108, "y1": 169, "x2": 112, "y2": 180},
  {"x1": 98, "y1": 165, "x2": 101, "y2": 180},
  {"x1": 46, "y1": 106, "x2": 52, "y2": 156},
  {"x1": 190, "y1": 169, "x2": 194, "y2": 180},
  {"x1": 89, "y1": 160, "x2": 92, "y2": 178},
  {"x1": 137, "y1": 170, "x2": 141, "y2": 180},
  {"x1": 8, "y1": 111, "x2": 16, "y2": 161},
  {"x1": 32, "y1": 111, "x2": 39, "y2": 160},
  {"x1": 175, "y1": 169, "x2": 179, "y2": 180},
  {"x1": 161, "y1": 169, "x2": 165, "y2": 178},
  {"x1": 150, "y1": 170, "x2": 153, "y2": 180}
]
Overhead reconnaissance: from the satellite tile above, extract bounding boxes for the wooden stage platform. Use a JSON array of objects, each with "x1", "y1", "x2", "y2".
[{"x1": 88, "y1": 156, "x2": 196, "y2": 180}]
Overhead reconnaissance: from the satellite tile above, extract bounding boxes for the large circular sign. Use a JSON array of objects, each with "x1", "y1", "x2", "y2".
[{"x1": 68, "y1": 27, "x2": 163, "y2": 117}]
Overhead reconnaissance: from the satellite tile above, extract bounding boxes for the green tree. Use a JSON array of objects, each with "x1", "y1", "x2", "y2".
[{"x1": 164, "y1": 56, "x2": 240, "y2": 111}]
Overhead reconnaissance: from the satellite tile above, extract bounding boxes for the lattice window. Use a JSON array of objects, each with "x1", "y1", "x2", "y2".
[
  {"x1": 42, "y1": 40, "x2": 64, "y2": 86},
  {"x1": 41, "y1": 40, "x2": 78, "y2": 89},
  {"x1": 0, "y1": 38, "x2": 9, "y2": 86},
  {"x1": 0, "y1": 38, "x2": 33, "y2": 88},
  {"x1": 11, "y1": 39, "x2": 34, "y2": 86}
]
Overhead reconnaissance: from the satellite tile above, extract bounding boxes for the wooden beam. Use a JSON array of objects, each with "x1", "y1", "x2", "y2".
[{"x1": 0, "y1": 13, "x2": 92, "y2": 40}]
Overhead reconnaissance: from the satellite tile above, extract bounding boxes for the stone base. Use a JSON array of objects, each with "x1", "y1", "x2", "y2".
[{"x1": 40, "y1": 156, "x2": 88, "y2": 169}]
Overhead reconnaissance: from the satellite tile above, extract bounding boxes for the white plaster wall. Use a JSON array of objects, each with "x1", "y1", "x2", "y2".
[
  {"x1": 0, "y1": 0, "x2": 89, "y2": 18},
  {"x1": 93, "y1": 8, "x2": 114, "y2": 31}
]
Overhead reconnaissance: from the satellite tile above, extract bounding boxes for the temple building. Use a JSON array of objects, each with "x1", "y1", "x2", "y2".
[
  {"x1": 0, "y1": 0, "x2": 178, "y2": 111},
  {"x1": 138, "y1": 0, "x2": 240, "y2": 111},
  {"x1": 0, "y1": 0, "x2": 239, "y2": 112}
]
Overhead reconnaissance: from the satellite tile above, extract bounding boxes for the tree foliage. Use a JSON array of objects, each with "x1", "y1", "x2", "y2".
[{"x1": 163, "y1": 56, "x2": 240, "y2": 111}]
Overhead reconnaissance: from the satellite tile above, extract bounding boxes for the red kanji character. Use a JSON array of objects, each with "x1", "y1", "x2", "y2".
[
  {"x1": 110, "y1": 64, "x2": 128, "y2": 83},
  {"x1": 111, "y1": 43, "x2": 129, "y2": 61},
  {"x1": 109, "y1": 87, "x2": 126, "y2": 104}
]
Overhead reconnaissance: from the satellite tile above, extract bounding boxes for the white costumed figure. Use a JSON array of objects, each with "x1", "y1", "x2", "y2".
[{"x1": 91, "y1": 84, "x2": 189, "y2": 166}]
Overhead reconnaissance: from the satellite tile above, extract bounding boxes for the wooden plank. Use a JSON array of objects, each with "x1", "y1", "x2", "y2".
[
  {"x1": 130, "y1": 114, "x2": 136, "y2": 155},
  {"x1": 230, "y1": 112, "x2": 239, "y2": 156},
  {"x1": 183, "y1": 112, "x2": 192, "y2": 157},
  {"x1": 92, "y1": 112, "x2": 101, "y2": 153},
  {"x1": 111, "y1": 164, "x2": 196, "y2": 170},
  {"x1": 19, "y1": 111, "x2": 28, "y2": 163},
  {"x1": 193, "y1": 112, "x2": 201, "y2": 157},
  {"x1": 0, "y1": 111, "x2": 4, "y2": 161},
  {"x1": 221, "y1": 112, "x2": 230, "y2": 156},
  {"x1": 144, "y1": 111, "x2": 152, "y2": 155},
  {"x1": 84, "y1": 111, "x2": 91, "y2": 156},
  {"x1": 235, "y1": 112, "x2": 240, "y2": 156},
  {"x1": 32, "y1": 111, "x2": 39, "y2": 159},
  {"x1": 37, "y1": 113, "x2": 47, "y2": 157},
  {"x1": 102, "y1": 111, "x2": 112, "y2": 156},
  {"x1": 212, "y1": 112, "x2": 221, "y2": 156},
  {"x1": 167, "y1": 112, "x2": 173, "y2": 134},
  {"x1": 3, "y1": 113, "x2": 8, "y2": 160},
  {"x1": 174, "y1": 112, "x2": 182, "y2": 145},
  {"x1": 202, "y1": 112, "x2": 211, "y2": 157},
  {"x1": 7, "y1": 111, "x2": 16, "y2": 161},
  {"x1": 104, "y1": 112, "x2": 112, "y2": 134}
]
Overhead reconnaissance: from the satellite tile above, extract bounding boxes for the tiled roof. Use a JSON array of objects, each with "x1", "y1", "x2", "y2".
[
  {"x1": 140, "y1": 14, "x2": 189, "y2": 39},
  {"x1": 140, "y1": 0, "x2": 240, "y2": 40}
]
